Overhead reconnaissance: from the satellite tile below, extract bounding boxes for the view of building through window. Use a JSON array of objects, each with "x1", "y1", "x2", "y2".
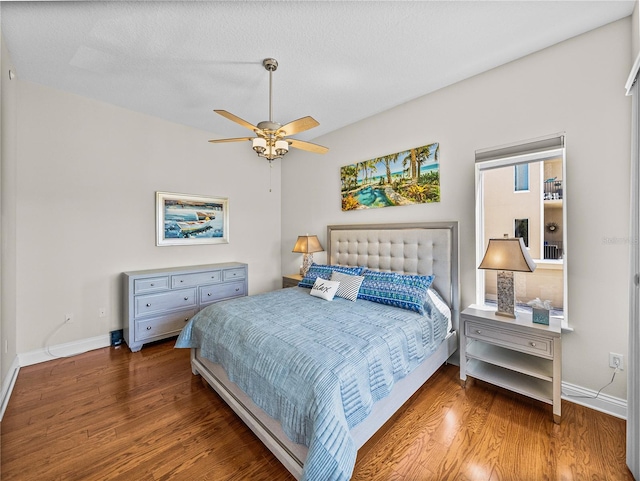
[{"x1": 481, "y1": 157, "x2": 564, "y2": 314}]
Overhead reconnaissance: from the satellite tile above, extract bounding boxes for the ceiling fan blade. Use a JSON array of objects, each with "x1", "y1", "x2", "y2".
[
  {"x1": 279, "y1": 116, "x2": 320, "y2": 136},
  {"x1": 288, "y1": 138, "x2": 329, "y2": 154},
  {"x1": 208, "y1": 137, "x2": 253, "y2": 143},
  {"x1": 214, "y1": 110, "x2": 259, "y2": 132}
]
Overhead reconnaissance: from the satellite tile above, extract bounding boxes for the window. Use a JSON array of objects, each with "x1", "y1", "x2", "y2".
[
  {"x1": 514, "y1": 163, "x2": 529, "y2": 191},
  {"x1": 514, "y1": 218, "x2": 529, "y2": 247},
  {"x1": 475, "y1": 134, "x2": 568, "y2": 326}
]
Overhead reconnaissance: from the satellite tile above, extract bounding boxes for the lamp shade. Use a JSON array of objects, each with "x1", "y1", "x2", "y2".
[
  {"x1": 478, "y1": 237, "x2": 536, "y2": 273},
  {"x1": 292, "y1": 235, "x2": 324, "y2": 254}
]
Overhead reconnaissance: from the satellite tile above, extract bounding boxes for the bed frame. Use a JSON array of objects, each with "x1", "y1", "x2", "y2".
[{"x1": 190, "y1": 221, "x2": 459, "y2": 479}]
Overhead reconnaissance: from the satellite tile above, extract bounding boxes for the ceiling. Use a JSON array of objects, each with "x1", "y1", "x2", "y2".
[{"x1": 1, "y1": 1, "x2": 635, "y2": 142}]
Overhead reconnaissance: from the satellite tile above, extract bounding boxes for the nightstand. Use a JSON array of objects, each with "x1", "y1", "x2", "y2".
[
  {"x1": 460, "y1": 306, "x2": 562, "y2": 423},
  {"x1": 282, "y1": 273, "x2": 303, "y2": 288}
]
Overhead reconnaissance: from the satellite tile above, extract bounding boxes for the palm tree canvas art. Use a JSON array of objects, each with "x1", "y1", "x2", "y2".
[{"x1": 341, "y1": 142, "x2": 440, "y2": 210}]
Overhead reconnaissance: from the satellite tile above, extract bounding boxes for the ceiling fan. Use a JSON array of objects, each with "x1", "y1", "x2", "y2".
[{"x1": 209, "y1": 58, "x2": 329, "y2": 161}]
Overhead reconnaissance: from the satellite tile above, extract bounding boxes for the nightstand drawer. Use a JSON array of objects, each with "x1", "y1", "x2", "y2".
[
  {"x1": 283, "y1": 274, "x2": 303, "y2": 288},
  {"x1": 465, "y1": 321, "x2": 552, "y2": 358}
]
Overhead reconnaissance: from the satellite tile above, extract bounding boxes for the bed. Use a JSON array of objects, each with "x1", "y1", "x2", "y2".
[{"x1": 176, "y1": 222, "x2": 459, "y2": 480}]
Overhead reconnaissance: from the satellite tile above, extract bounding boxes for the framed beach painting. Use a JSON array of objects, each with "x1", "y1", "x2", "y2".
[
  {"x1": 156, "y1": 192, "x2": 229, "y2": 246},
  {"x1": 341, "y1": 142, "x2": 440, "y2": 211}
]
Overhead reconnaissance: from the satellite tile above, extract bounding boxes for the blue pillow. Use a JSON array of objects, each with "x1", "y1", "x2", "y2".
[
  {"x1": 298, "y1": 264, "x2": 364, "y2": 289},
  {"x1": 358, "y1": 270, "x2": 435, "y2": 314}
]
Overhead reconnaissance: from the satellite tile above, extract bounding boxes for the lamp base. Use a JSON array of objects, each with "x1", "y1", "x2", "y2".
[
  {"x1": 496, "y1": 270, "x2": 516, "y2": 318},
  {"x1": 301, "y1": 253, "x2": 314, "y2": 277}
]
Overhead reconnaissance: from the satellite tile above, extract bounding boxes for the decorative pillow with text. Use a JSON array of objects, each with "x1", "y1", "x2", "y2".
[{"x1": 309, "y1": 278, "x2": 341, "y2": 301}]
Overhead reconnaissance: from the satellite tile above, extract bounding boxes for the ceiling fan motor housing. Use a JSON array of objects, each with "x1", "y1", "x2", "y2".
[{"x1": 257, "y1": 121, "x2": 282, "y2": 131}]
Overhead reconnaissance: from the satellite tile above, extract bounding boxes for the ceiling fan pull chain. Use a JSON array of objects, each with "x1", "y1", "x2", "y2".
[{"x1": 269, "y1": 160, "x2": 273, "y2": 192}]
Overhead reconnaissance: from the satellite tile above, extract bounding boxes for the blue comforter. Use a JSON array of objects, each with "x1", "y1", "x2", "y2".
[{"x1": 175, "y1": 287, "x2": 449, "y2": 481}]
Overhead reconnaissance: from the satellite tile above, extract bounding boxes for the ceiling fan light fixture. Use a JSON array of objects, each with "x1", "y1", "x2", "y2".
[
  {"x1": 275, "y1": 139, "x2": 289, "y2": 156},
  {"x1": 252, "y1": 137, "x2": 267, "y2": 154},
  {"x1": 209, "y1": 58, "x2": 328, "y2": 162}
]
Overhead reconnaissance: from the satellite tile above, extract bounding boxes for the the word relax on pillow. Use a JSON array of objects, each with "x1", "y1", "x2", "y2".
[{"x1": 309, "y1": 278, "x2": 341, "y2": 301}]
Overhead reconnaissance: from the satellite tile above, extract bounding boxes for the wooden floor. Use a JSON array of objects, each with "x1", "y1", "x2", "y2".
[{"x1": 1, "y1": 339, "x2": 633, "y2": 481}]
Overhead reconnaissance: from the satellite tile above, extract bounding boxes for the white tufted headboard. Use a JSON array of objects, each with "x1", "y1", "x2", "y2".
[{"x1": 327, "y1": 222, "x2": 459, "y2": 328}]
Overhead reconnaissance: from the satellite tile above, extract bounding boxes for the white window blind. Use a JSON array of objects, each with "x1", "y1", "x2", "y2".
[{"x1": 475, "y1": 133, "x2": 565, "y2": 164}]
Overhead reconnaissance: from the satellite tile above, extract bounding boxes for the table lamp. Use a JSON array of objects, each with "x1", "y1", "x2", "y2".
[
  {"x1": 292, "y1": 235, "x2": 324, "y2": 276},
  {"x1": 478, "y1": 235, "x2": 536, "y2": 318}
]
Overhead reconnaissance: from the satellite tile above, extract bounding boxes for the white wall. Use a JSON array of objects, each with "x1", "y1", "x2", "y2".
[
  {"x1": 633, "y1": 1, "x2": 639, "y2": 61},
  {"x1": 13, "y1": 81, "x2": 282, "y2": 354},
  {"x1": 282, "y1": 18, "x2": 632, "y2": 400},
  {"x1": 1, "y1": 31, "x2": 18, "y2": 391}
]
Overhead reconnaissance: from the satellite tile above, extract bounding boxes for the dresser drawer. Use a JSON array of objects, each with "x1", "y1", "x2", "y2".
[
  {"x1": 171, "y1": 270, "x2": 221, "y2": 288},
  {"x1": 134, "y1": 288, "x2": 197, "y2": 317},
  {"x1": 134, "y1": 276, "x2": 169, "y2": 294},
  {"x1": 199, "y1": 281, "x2": 246, "y2": 306},
  {"x1": 223, "y1": 267, "x2": 246, "y2": 282},
  {"x1": 135, "y1": 308, "x2": 196, "y2": 342},
  {"x1": 465, "y1": 321, "x2": 552, "y2": 358}
]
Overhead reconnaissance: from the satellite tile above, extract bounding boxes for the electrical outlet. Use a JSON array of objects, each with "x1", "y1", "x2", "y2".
[
  {"x1": 98, "y1": 307, "x2": 106, "y2": 318},
  {"x1": 609, "y1": 352, "x2": 624, "y2": 370},
  {"x1": 64, "y1": 313, "x2": 73, "y2": 324}
]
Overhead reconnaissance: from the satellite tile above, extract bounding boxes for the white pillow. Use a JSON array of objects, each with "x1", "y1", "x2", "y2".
[
  {"x1": 330, "y1": 271, "x2": 364, "y2": 302},
  {"x1": 426, "y1": 288, "x2": 452, "y2": 332},
  {"x1": 309, "y1": 278, "x2": 340, "y2": 301}
]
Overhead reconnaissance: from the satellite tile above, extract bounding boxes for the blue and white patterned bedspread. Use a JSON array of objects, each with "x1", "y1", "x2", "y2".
[{"x1": 175, "y1": 287, "x2": 449, "y2": 481}]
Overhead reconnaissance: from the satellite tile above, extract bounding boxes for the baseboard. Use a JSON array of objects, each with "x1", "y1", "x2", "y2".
[
  {"x1": 18, "y1": 334, "x2": 111, "y2": 367},
  {"x1": 562, "y1": 381, "x2": 627, "y2": 420},
  {"x1": 0, "y1": 355, "x2": 20, "y2": 421}
]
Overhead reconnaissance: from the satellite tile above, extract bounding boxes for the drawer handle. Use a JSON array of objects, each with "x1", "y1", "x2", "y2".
[
  {"x1": 180, "y1": 280, "x2": 184, "y2": 283},
  {"x1": 207, "y1": 293, "x2": 212, "y2": 296},
  {"x1": 530, "y1": 342, "x2": 537, "y2": 347},
  {"x1": 184, "y1": 297, "x2": 189, "y2": 301},
  {"x1": 235, "y1": 288, "x2": 240, "y2": 292},
  {"x1": 475, "y1": 329, "x2": 482, "y2": 334},
  {"x1": 150, "y1": 283, "x2": 154, "y2": 287},
  {"x1": 184, "y1": 318, "x2": 189, "y2": 322},
  {"x1": 146, "y1": 326, "x2": 152, "y2": 331},
  {"x1": 146, "y1": 303, "x2": 151, "y2": 307}
]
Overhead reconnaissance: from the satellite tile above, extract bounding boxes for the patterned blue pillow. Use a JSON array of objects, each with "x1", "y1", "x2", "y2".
[
  {"x1": 358, "y1": 270, "x2": 435, "y2": 314},
  {"x1": 298, "y1": 264, "x2": 364, "y2": 289}
]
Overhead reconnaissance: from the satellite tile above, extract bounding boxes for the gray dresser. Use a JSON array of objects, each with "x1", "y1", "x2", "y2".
[{"x1": 123, "y1": 262, "x2": 248, "y2": 352}]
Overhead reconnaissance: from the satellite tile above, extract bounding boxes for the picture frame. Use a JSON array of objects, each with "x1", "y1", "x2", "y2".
[
  {"x1": 156, "y1": 191, "x2": 229, "y2": 246},
  {"x1": 340, "y1": 142, "x2": 440, "y2": 211}
]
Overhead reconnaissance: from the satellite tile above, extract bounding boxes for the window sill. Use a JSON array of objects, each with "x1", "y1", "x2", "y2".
[{"x1": 468, "y1": 303, "x2": 573, "y2": 332}]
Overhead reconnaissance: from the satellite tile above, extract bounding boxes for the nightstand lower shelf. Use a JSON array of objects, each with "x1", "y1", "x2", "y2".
[
  {"x1": 466, "y1": 340, "x2": 553, "y2": 382},
  {"x1": 466, "y1": 359, "x2": 553, "y2": 405}
]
